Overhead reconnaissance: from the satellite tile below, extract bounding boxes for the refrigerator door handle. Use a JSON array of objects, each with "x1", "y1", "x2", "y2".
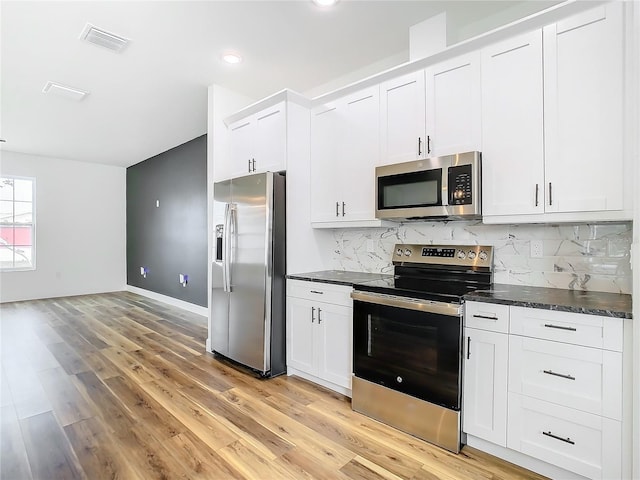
[{"x1": 223, "y1": 203, "x2": 234, "y2": 292}]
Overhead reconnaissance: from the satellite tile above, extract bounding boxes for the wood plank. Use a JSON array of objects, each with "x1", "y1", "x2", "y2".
[
  {"x1": 99, "y1": 347, "x2": 158, "y2": 384},
  {"x1": 164, "y1": 431, "x2": 248, "y2": 480},
  {"x1": 46, "y1": 342, "x2": 91, "y2": 375},
  {"x1": 138, "y1": 379, "x2": 237, "y2": 450},
  {"x1": 20, "y1": 411, "x2": 85, "y2": 480},
  {"x1": 219, "y1": 387, "x2": 356, "y2": 468},
  {"x1": 217, "y1": 440, "x2": 300, "y2": 480},
  {"x1": 64, "y1": 416, "x2": 138, "y2": 480},
  {"x1": 263, "y1": 391, "x2": 424, "y2": 480},
  {"x1": 37, "y1": 367, "x2": 95, "y2": 426},
  {"x1": 158, "y1": 350, "x2": 233, "y2": 392},
  {"x1": 341, "y1": 455, "x2": 408, "y2": 480},
  {"x1": 104, "y1": 374, "x2": 186, "y2": 440},
  {"x1": 180, "y1": 382, "x2": 294, "y2": 460},
  {"x1": 1, "y1": 406, "x2": 33, "y2": 480}
]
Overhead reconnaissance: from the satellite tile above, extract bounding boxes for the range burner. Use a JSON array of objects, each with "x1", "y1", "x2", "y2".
[{"x1": 354, "y1": 244, "x2": 494, "y2": 302}]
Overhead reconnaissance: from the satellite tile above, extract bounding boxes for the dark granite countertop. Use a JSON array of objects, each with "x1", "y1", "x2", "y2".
[
  {"x1": 464, "y1": 283, "x2": 632, "y2": 319},
  {"x1": 287, "y1": 270, "x2": 392, "y2": 287}
]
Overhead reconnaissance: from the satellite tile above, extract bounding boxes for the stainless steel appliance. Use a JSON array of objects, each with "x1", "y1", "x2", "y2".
[
  {"x1": 375, "y1": 151, "x2": 481, "y2": 220},
  {"x1": 211, "y1": 171, "x2": 286, "y2": 377},
  {"x1": 351, "y1": 244, "x2": 493, "y2": 453}
]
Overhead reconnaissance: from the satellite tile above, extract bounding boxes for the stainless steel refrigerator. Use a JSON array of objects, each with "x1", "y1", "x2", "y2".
[{"x1": 211, "y1": 171, "x2": 286, "y2": 377}]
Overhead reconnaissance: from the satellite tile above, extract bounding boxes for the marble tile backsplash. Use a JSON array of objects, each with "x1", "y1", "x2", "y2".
[{"x1": 330, "y1": 221, "x2": 633, "y2": 294}]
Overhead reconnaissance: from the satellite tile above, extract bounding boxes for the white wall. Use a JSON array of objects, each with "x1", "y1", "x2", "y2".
[{"x1": 0, "y1": 150, "x2": 126, "y2": 302}]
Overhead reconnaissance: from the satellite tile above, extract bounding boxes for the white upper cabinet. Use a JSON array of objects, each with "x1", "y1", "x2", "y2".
[
  {"x1": 543, "y1": 3, "x2": 624, "y2": 214},
  {"x1": 426, "y1": 52, "x2": 481, "y2": 157},
  {"x1": 311, "y1": 86, "x2": 386, "y2": 228},
  {"x1": 481, "y1": 30, "x2": 545, "y2": 217},
  {"x1": 483, "y1": 2, "x2": 629, "y2": 223},
  {"x1": 379, "y1": 71, "x2": 426, "y2": 165},
  {"x1": 228, "y1": 101, "x2": 287, "y2": 178},
  {"x1": 310, "y1": 101, "x2": 341, "y2": 224}
]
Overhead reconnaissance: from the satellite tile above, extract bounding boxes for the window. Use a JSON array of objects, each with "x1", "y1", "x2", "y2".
[{"x1": 0, "y1": 176, "x2": 35, "y2": 270}]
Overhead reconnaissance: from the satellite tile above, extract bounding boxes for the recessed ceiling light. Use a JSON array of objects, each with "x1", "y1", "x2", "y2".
[
  {"x1": 222, "y1": 52, "x2": 242, "y2": 64},
  {"x1": 312, "y1": 0, "x2": 338, "y2": 6},
  {"x1": 42, "y1": 81, "x2": 89, "y2": 101}
]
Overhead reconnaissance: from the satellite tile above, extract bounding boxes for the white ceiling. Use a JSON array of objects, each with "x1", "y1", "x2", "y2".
[{"x1": 0, "y1": 1, "x2": 560, "y2": 168}]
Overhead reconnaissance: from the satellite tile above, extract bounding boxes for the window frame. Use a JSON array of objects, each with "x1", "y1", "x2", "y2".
[{"x1": 0, "y1": 175, "x2": 36, "y2": 272}]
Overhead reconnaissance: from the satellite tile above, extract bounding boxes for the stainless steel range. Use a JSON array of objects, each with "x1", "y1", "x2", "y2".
[{"x1": 351, "y1": 244, "x2": 493, "y2": 453}]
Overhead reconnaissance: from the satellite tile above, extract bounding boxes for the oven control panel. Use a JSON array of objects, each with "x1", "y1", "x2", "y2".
[{"x1": 393, "y1": 244, "x2": 492, "y2": 267}]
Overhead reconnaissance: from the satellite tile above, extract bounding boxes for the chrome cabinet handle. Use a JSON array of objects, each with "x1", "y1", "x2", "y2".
[
  {"x1": 336, "y1": 201, "x2": 339, "y2": 217},
  {"x1": 427, "y1": 135, "x2": 431, "y2": 154},
  {"x1": 544, "y1": 323, "x2": 577, "y2": 332},
  {"x1": 473, "y1": 314, "x2": 498, "y2": 320},
  {"x1": 342, "y1": 202, "x2": 346, "y2": 217},
  {"x1": 535, "y1": 183, "x2": 539, "y2": 207},
  {"x1": 311, "y1": 307, "x2": 315, "y2": 323},
  {"x1": 248, "y1": 159, "x2": 252, "y2": 173},
  {"x1": 549, "y1": 182, "x2": 553, "y2": 206},
  {"x1": 543, "y1": 369, "x2": 575, "y2": 381},
  {"x1": 418, "y1": 137, "x2": 422, "y2": 156},
  {"x1": 317, "y1": 308, "x2": 322, "y2": 324},
  {"x1": 252, "y1": 158, "x2": 256, "y2": 172},
  {"x1": 543, "y1": 431, "x2": 575, "y2": 445},
  {"x1": 466, "y1": 336, "x2": 471, "y2": 359},
  {"x1": 310, "y1": 290, "x2": 324, "y2": 295}
]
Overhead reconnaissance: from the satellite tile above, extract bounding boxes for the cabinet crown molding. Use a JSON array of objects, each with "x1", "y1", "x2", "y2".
[{"x1": 224, "y1": 88, "x2": 310, "y2": 127}]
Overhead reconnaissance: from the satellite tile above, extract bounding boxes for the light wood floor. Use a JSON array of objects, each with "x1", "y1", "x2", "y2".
[{"x1": 0, "y1": 292, "x2": 547, "y2": 480}]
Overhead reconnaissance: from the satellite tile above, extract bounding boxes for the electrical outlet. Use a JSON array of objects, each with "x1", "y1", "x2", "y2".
[{"x1": 530, "y1": 240, "x2": 543, "y2": 258}]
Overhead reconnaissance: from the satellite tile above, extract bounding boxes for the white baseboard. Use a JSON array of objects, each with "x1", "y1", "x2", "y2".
[
  {"x1": 126, "y1": 285, "x2": 208, "y2": 317},
  {"x1": 465, "y1": 435, "x2": 586, "y2": 480}
]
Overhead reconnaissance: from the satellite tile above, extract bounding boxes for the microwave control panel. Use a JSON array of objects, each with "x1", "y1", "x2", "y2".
[{"x1": 448, "y1": 164, "x2": 473, "y2": 205}]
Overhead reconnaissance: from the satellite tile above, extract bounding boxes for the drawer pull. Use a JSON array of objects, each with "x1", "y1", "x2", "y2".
[
  {"x1": 473, "y1": 314, "x2": 498, "y2": 320},
  {"x1": 310, "y1": 290, "x2": 324, "y2": 294},
  {"x1": 543, "y1": 369, "x2": 575, "y2": 381},
  {"x1": 543, "y1": 431, "x2": 575, "y2": 445},
  {"x1": 544, "y1": 323, "x2": 577, "y2": 332}
]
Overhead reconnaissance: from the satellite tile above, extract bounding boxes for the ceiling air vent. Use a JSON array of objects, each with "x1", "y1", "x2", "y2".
[
  {"x1": 80, "y1": 23, "x2": 129, "y2": 52},
  {"x1": 42, "y1": 81, "x2": 89, "y2": 101}
]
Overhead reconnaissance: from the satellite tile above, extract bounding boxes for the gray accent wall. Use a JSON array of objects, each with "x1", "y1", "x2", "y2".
[{"x1": 127, "y1": 135, "x2": 207, "y2": 307}]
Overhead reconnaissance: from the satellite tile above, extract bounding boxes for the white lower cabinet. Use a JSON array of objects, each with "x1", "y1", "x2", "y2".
[
  {"x1": 463, "y1": 301, "x2": 629, "y2": 480},
  {"x1": 286, "y1": 280, "x2": 353, "y2": 395},
  {"x1": 463, "y1": 327, "x2": 508, "y2": 446},
  {"x1": 507, "y1": 393, "x2": 621, "y2": 480}
]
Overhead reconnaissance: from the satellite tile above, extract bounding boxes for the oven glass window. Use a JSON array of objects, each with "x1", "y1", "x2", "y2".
[
  {"x1": 353, "y1": 301, "x2": 461, "y2": 410},
  {"x1": 378, "y1": 169, "x2": 442, "y2": 209}
]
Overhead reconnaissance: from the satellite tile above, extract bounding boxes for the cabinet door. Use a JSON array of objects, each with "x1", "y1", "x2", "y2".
[
  {"x1": 379, "y1": 71, "x2": 426, "y2": 165},
  {"x1": 310, "y1": 103, "x2": 342, "y2": 223},
  {"x1": 341, "y1": 86, "x2": 380, "y2": 222},
  {"x1": 228, "y1": 118, "x2": 254, "y2": 178},
  {"x1": 481, "y1": 30, "x2": 545, "y2": 217},
  {"x1": 287, "y1": 297, "x2": 316, "y2": 375},
  {"x1": 543, "y1": 3, "x2": 624, "y2": 213},
  {"x1": 463, "y1": 327, "x2": 508, "y2": 447},
  {"x1": 317, "y1": 303, "x2": 352, "y2": 390},
  {"x1": 254, "y1": 102, "x2": 287, "y2": 174},
  {"x1": 426, "y1": 52, "x2": 481, "y2": 157}
]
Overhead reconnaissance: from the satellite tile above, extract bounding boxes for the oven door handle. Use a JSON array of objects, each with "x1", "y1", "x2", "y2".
[{"x1": 350, "y1": 291, "x2": 460, "y2": 317}]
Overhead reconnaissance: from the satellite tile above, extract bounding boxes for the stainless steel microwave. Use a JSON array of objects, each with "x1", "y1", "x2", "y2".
[{"x1": 375, "y1": 151, "x2": 481, "y2": 220}]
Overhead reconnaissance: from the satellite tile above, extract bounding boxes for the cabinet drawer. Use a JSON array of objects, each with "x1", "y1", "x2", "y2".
[
  {"x1": 510, "y1": 307, "x2": 623, "y2": 351},
  {"x1": 287, "y1": 279, "x2": 352, "y2": 306},
  {"x1": 509, "y1": 336, "x2": 622, "y2": 420},
  {"x1": 508, "y1": 393, "x2": 621, "y2": 480},
  {"x1": 464, "y1": 301, "x2": 509, "y2": 333}
]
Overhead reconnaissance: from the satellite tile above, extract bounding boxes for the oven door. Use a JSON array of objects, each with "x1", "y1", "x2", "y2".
[{"x1": 352, "y1": 291, "x2": 462, "y2": 410}]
